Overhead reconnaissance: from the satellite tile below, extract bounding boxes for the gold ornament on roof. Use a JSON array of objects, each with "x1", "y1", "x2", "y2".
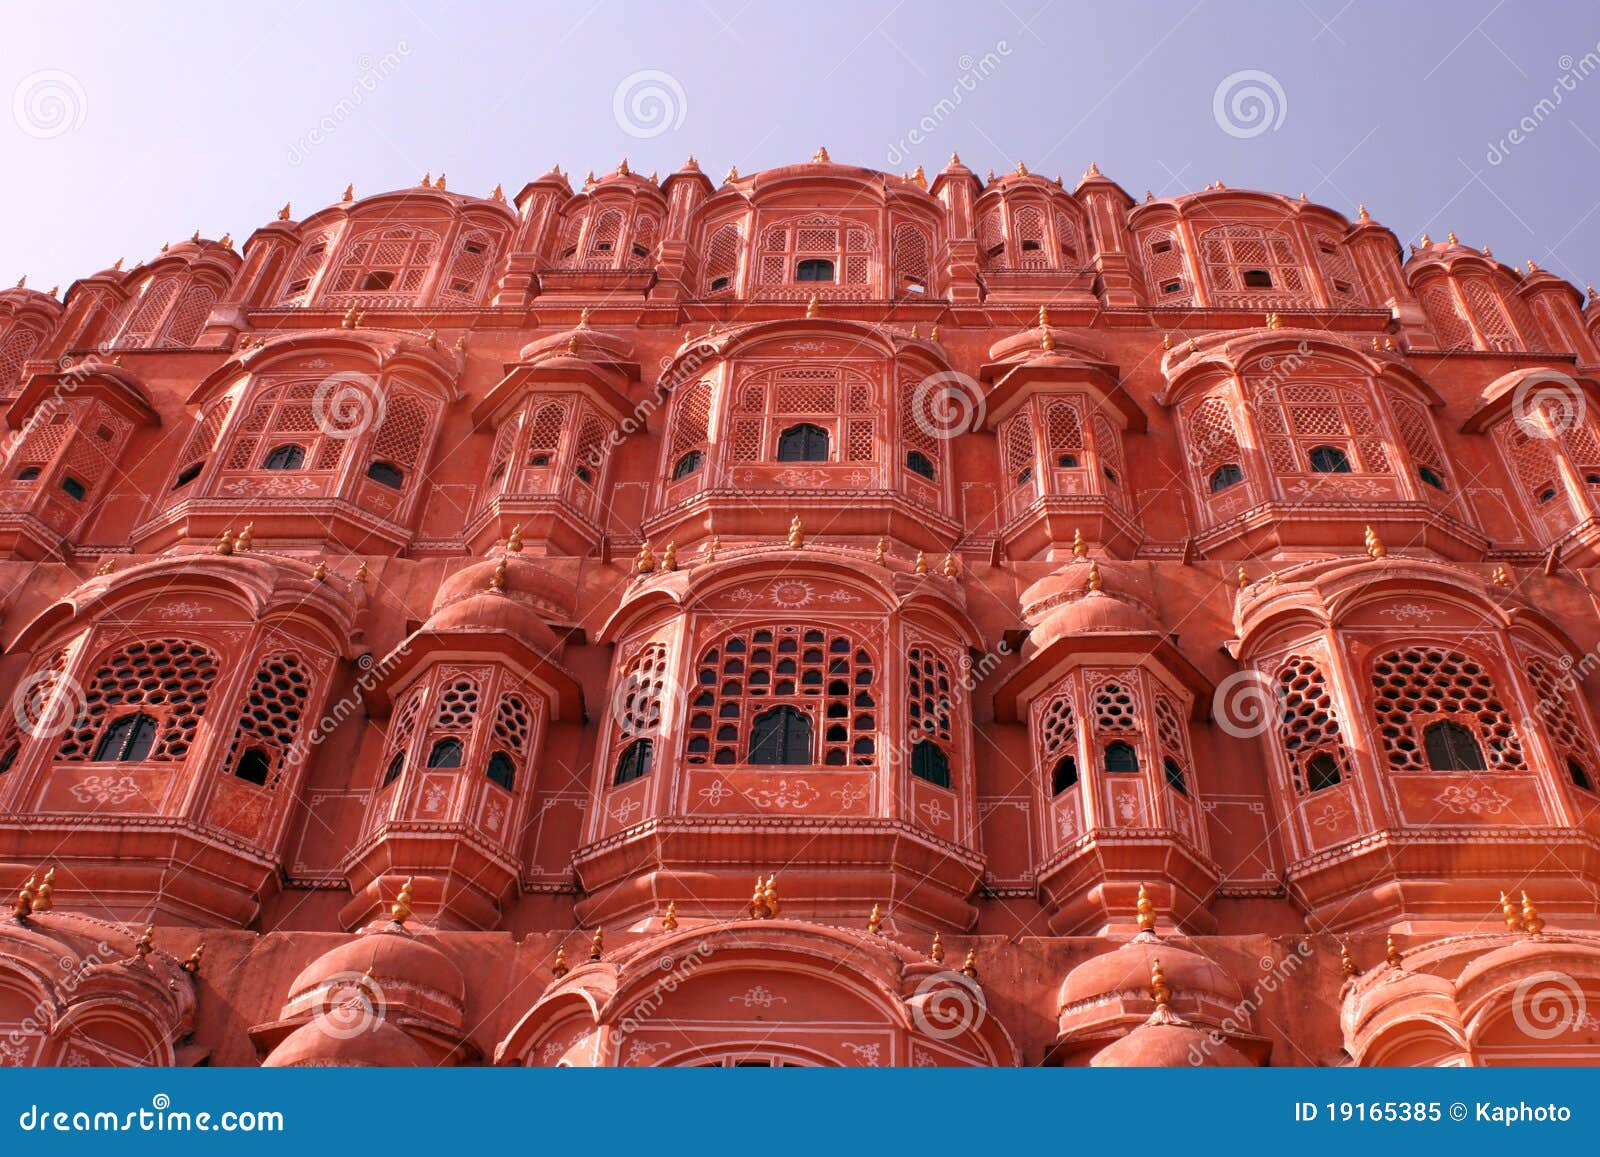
[
  {"x1": 812, "y1": 146, "x2": 830, "y2": 163},
  {"x1": 551, "y1": 946, "x2": 570, "y2": 978},
  {"x1": 342, "y1": 184, "x2": 354, "y2": 202},
  {"x1": 805, "y1": 295, "x2": 820, "y2": 320},
  {"x1": 1448, "y1": 231, "x2": 1459, "y2": 245},
  {"x1": 787, "y1": 516, "x2": 805, "y2": 549},
  {"x1": 1527, "y1": 259, "x2": 1539, "y2": 272},
  {"x1": 136, "y1": 925, "x2": 155, "y2": 959},
  {"x1": 1086, "y1": 161, "x2": 1101, "y2": 177},
  {"x1": 278, "y1": 203, "x2": 292, "y2": 220},
  {"x1": 1521, "y1": 891, "x2": 1545, "y2": 936},
  {"x1": 420, "y1": 172, "x2": 432, "y2": 187},
  {"x1": 961, "y1": 950, "x2": 980, "y2": 980},
  {"x1": 1136, "y1": 884, "x2": 1156, "y2": 933},
  {"x1": 590, "y1": 928, "x2": 604, "y2": 960},
  {"x1": 1339, "y1": 942, "x2": 1358, "y2": 980},
  {"x1": 313, "y1": 560, "x2": 327, "y2": 582},
  {"x1": 635, "y1": 540, "x2": 656, "y2": 573},
  {"x1": 662, "y1": 901, "x2": 678, "y2": 932},
  {"x1": 930, "y1": 324, "x2": 940, "y2": 342},
  {"x1": 750, "y1": 874, "x2": 779, "y2": 918},
  {"x1": 1016, "y1": 160, "x2": 1029, "y2": 176},
  {"x1": 96, "y1": 560, "x2": 115, "y2": 576},
  {"x1": 1385, "y1": 935, "x2": 1402, "y2": 969},
  {"x1": 391, "y1": 876, "x2": 414, "y2": 924},
  {"x1": 1357, "y1": 203, "x2": 1370, "y2": 220},
  {"x1": 1419, "y1": 232, "x2": 1432, "y2": 247},
  {"x1": 1237, "y1": 566, "x2": 1250, "y2": 590},
  {"x1": 930, "y1": 932, "x2": 945, "y2": 963},
  {"x1": 1161, "y1": 334, "x2": 1172, "y2": 351},
  {"x1": 32, "y1": 871, "x2": 55, "y2": 917},
  {"x1": 616, "y1": 158, "x2": 630, "y2": 176},
  {"x1": 491, "y1": 182, "x2": 505, "y2": 202},
  {"x1": 1072, "y1": 528, "x2": 1087, "y2": 559},
  {"x1": 181, "y1": 942, "x2": 205, "y2": 975},
  {"x1": 873, "y1": 537, "x2": 887, "y2": 567},
  {"x1": 214, "y1": 530, "x2": 234, "y2": 556},
  {"x1": 867, "y1": 903, "x2": 883, "y2": 935},
  {"x1": 1364, "y1": 525, "x2": 1386, "y2": 560},
  {"x1": 489, "y1": 557, "x2": 508, "y2": 592},
  {"x1": 942, "y1": 552, "x2": 958, "y2": 577},
  {"x1": 914, "y1": 551, "x2": 929, "y2": 575},
  {"x1": 661, "y1": 541, "x2": 678, "y2": 571},
  {"x1": 235, "y1": 522, "x2": 253, "y2": 552},
  {"x1": 1086, "y1": 559, "x2": 1103, "y2": 592},
  {"x1": 354, "y1": 562, "x2": 369, "y2": 584},
  {"x1": 1491, "y1": 565, "x2": 1512, "y2": 588},
  {"x1": 506, "y1": 525, "x2": 524, "y2": 553},
  {"x1": 13, "y1": 876, "x2": 36, "y2": 919},
  {"x1": 1500, "y1": 891, "x2": 1523, "y2": 932},
  {"x1": 1150, "y1": 958, "x2": 1172, "y2": 1006},
  {"x1": 705, "y1": 535, "x2": 720, "y2": 564},
  {"x1": 1483, "y1": 245, "x2": 1493, "y2": 258}
]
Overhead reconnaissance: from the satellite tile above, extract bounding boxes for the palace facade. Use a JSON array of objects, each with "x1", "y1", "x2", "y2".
[{"x1": 3, "y1": 151, "x2": 1600, "y2": 1066}]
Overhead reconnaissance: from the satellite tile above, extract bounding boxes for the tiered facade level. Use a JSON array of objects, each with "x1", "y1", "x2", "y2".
[{"x1": 3, "y1": 153, "x2": 1600, "y2": 1067}]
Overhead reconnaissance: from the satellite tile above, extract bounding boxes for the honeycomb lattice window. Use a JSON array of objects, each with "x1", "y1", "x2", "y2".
[
  {"x1": 898, "y1": 376, "x2": 942, "y2": 482},
  {"x1": 0, "y1": 325, "x2": 46, "y2": 388},
  {"x1": 1275, "y1": 654, "x2": 1351, "y2": 794},
  {"x1": 685, "y1": 626, "x2": 875, "y2": 767},
  {"x1": 115, "y1": 276, "x2": 181, "y2": 348},
  {"x1": 1370, "y1": 646, "x2": 1522, "y2": 771},
  {"x1": 58, "y1": 640, "x2": 219, "y2": 762},
  {"x1": 667, "y1": 380, "x2": 713, "y2": 470},
  {"x1": 615, "y1": 643, "x2": 668, "y2": 745},
  {"x1": 1313, "y1": 234, "x2": 1365, "y2": 304},
  {"x1": 1390, "y1": 394, "x2": 1449, "y2": 488},
  {"x1": 1252, "y1": 379, "x2": 1391, "y2": 475},
  {"x1": 1461, "y1": 278, "x2": 1525, "y2": 352},
  {"x1": 702, "y1": 223, "x2": 741, "y2": 292},
  {"x1": 488, "y1": 692, "x2": 538, "y2": 791},
  {"x1": 224, "y1": 653, "x2": 313, "y2": 789},
  {"x1": 327, "y1": 225, "x2": 439, "y2": 299},
  {"x1": 1000, "y1": 412, "x2": 1037, "y2": 489},
  {"x1": 1092, "y1": 680, "x2": 1139, "y2": 732},
  {"x1": 1038, "y1": 692, "x2": 1080, "y2": 793},
  {"x1": 1141, "y1": 229, "x2": 1192, "y2": 304},
  {"x1": 433, "y1": 677, "x2": 480, "y2": 731},
  {"x1": 1183, "y1": 393, "x2": 1245, "y2": 487},
  {"x1": 370, "y1": 390, "x2": 432, "y2": 474},
  {"x1": 224, "y1": 381, "x2": 350, "y2": 473},
  {"x1": 158, "y1": 283, "x2": 219, "y2": 347},
  {"x1": 380, "y1": 686, "x2": 427, "y2": 786},
  {"x1": 1525, "y1": 654, "x2": 1599, "y2": 789},
  {"x1": 891, "y1": 223, "x2": 931, "y2": 291},
  {"x1": 1045, "y1": 400, "x2": 1084, "y2": 466},
  {"x1": 754, "y1": 216, "x2": 873, "y2": 286},
  {"x1": 725, "y1": 365, "x2": 875, "y2": 465},
  {"x1": 1153, "y1": 692, "x2": 1191, "y2": 783}
]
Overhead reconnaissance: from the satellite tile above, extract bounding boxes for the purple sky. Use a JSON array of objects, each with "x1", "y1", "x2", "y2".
[{"x1": 4, "y1": 1, "x2": 1599, "y2": 294}]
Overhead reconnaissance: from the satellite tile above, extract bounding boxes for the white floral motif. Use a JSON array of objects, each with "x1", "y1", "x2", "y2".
[
  {"x1": 841, "y1": 1042, "x2": 882, "y2": 1065},
  {"x1": 918, "y1": 797, "x2": 952, "y2": 826},
  {"x1": 1433, "y1": 782, "x2": 1512, "y2": 816},
  {"x1": 831, "y1": 782, "x2": 869, "y2": 809},
  {"x1": 70, "y1": 775, "x2": 141, "y2": 805},
  {"x1": 746, "y1": 779, "x2": 821, "y2": 810},
  {"x1": 769, "y1": 580, "x2": 816, "y2": 608},
  {"x1": 610, "y1": 797, "x2": 642, "y2": 824},
  {"x1": 1114, "y1": 788, "x2": 1140, "y2": 823},
  {"x1": 0, "y1": 1038, "x2": 34, "y2": 1066},
  {"x1": 1378, "y1": 603, "x2": 1439, "y2": 624},
  {"x1": 1309, "y1": 802, "x2": 1344, "y2": 831},
  {"x1": 729, "y1": 985, "x2": 787, "y2": 1009},
  {"x1": 484, "y1": 800, "x2": 505, "y2": 834},
  {"x1": 421, "y1": 783, "x2": 449, "y2": 814},
  {"x1": 624, "y1": 1039, "x2": 669, "y2": 1066},
  {"x1": 696, "y1": 780, "x2": 736, "y2": 807}
]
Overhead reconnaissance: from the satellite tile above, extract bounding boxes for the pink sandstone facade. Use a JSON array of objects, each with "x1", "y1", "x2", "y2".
[{"x1": 2, "y1": 152, "x2": 1600, "y2": 1067}]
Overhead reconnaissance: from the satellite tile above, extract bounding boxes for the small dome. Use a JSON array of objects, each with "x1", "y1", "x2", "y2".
[
  {"x1": 262, "y1": 1016, "x2": 430, "y2": 1068},
  {"x1": 1059, "y1": 934, "x2": 1243, "y2": 1013},
  {"x1": 286, "y1": 927, "x2": 466, "y2": 1009},
  {"x1": 1091, "y1": 1020, "x2": 1250, "y2": 1067},
  {"x1": 430, "y1": 555, "x2": 573, "y2": 624},
  {"x1": 1025, "y1": 592, "x2": 1163, "y2": 659},
  {"x1": 423, "y1": 591, "x2": 561, "y2": 654}
]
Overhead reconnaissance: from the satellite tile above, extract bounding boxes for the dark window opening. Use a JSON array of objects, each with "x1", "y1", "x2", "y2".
[
  {"x1": 1103, "y1": 465, "x2": 1119, "y2": 485},
  {"x1": 1422, "y1": 720, "x2": 1486, "y2": 771},
  {"x1": 529, "y1": 453, "x2": 551, "y2": 467},
  {"x1": 263, "y1": 444, "x2": 306, "y2": 471},
  {"x1": 59, "y1": 475, "x2": 86, "y2": 501},
  {"x1": 286, "y1": 279, "x2": 310, "y2": 296},
  {"x1": 234, "y1": 747, "x2": 271, "y2": 786},
  {"x1": 1305, "y1": 752, "x2": 1342, "y2": 792},
  {"x1": 613, "y1": 738, "x2": 654, "y2": 785},
  {"x1": 1103, "y1": 740, "x2": 1139, "y2": 773},
  {"x1": 95, "y1": 426, "x2": 112, "y2": 442},
  {"x1": 366, "y1": 460, "x2": 404, "y2": 489},
  {"x1": 575, "y1": 465, "x2": 593, "y2": 484},
  {"x1": 1334, "y1": 280, "x2": 1352, "y2": 294},
  {"x1": 464, "y1": 242, "x2": 485, "y2": 255},
  {"x1": 777, "y1": 423, "x2": 829, "y2": 463},
  {"x1": 1163, "y1": 756, "x2": 1188, "y2": 795},
  {"x1": 673, "y1": 450, "x2": 704, "y2": 480},
  {"x1": 15, "y1": 466, "x2": 41, "y2": 482},
  {"x1": 1418, "y1": 466, "x2": 1446, "y2": 490},
  {"x1": 1020, "y1": 239, "x2": 1042, "y2": 252},
  {"x1": 173, "y1": 461, "x2": 204, "y2": 489},
  {"x1": 1017, "y1": 467, "x2": 1034, "y2": 486},
  {"x1": 1588, "y1": 474, "x2": 1600, "y2": 486},
  {"x1": 1051, "y1": 754, "x2": 1079, "y2": 795},
  {"x1": 709, "y1": 276, "x2": 731, "y2": 292},
  {"x1": 902, "y1": 279, "x2": 926, "y2": 295},
  {"x1": 383, "y1": 752, "x2": 404, "y2": 785},
  {"x1": 426, "y1": 738, "x2": 464, "y2": 769},
  {"x1": 748, "y1": 705, "x2": 813, "y2": 765},
  {"x1": 487, "y1": 751, "x2": 516, "y2": 791},
  {"x1": 1152, "y1": 240, "x2": 1173, "y2": 254},
  {"x1": 905, "y1": 450, "x2": 936, "y2": 480},
  {"x1": 595, "y1": 241, "x2": 613, "y2": 252},
  {"x1": 0, "y1": 742, "x2": 17, "y2": 776},
  {"x1": 94, "y1": 713, "x2": 157, "y2": 763},
  {"x1": 451, "y1": 281, "x2": 471, "y2": 294},
  {"x1": 359, "y1": 271, "x2": 395, "y2": 291},
  {"x1": 1057, "y1": 453, "x2": 1079, "y2": 468},
  {"x1": 1308, "y1": 445, "x2": 1352, "y2": 474},
  {"x1": 1539, "y1": 486, "x2": 1559, "y2": 503},
  {"x1": 1161, "y1": 280, "x2": 1182, "y2": 294},
  {"x1": 1210, "y1": 463, "x2": 1244, "y2": 492},
  {"x1": 1569, "y1": 757, "x2": 1594, "y2": 792},
  {"x1": 986, "y1": 243, "x2": 1005, "y2": 259},
  {"x1": 910, "y1": 739, "x2": 951, "y2": 788},
  {"x1": 795, "y1": 258, "x2": 835, "y2": 282},
  {"x1": 1242, "y1": 269, "x2": 1274, "y2": 289}
]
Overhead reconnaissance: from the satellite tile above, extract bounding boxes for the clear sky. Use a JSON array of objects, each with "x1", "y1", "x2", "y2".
[{"x1": 3, "y1": 1, "x2": 1599, "y2": 294}]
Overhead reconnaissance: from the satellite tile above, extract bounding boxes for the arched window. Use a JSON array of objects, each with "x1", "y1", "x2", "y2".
[
  {"x1": 15, "y1": 466, "x2": 41, "y2": 482},
  {"x1": 173, "y1": 461, "x2": 203, "y2": 489},
  {"x1": 672, "y1": 450, "x2": 704, "y2": 480},
  {"x1": 1242, "y1": 269, "x2": 1274, "y2": 289},
  {"x1": 1103, "y1": 740, "x2": 1139, "y2": 773},
  {"x1": 1308, "y1": 445, "x2": 1352, "y2": 474},
  {"x1": 263, "y1": 444, "x2": 306, "y2": 471},
  {"x1": 777, "y1": 423, "x2": 830, "y2": 462},
  {"x1": 905, "y1": 450, "x2": 936, "y2": 480},
  {"x1": 749, "y1": 705, "x2": 813, "y2": 765},
  {"x1": 0, "y1": 742, "x2": 18, "y2": 775},
  {"x1": 1418, "y1": 466, "x2": 1446, "y2": 490},
  {"x1": 1051, "y1": 754, "x2": 1079, "y2": 794},
  {"x1": 359, "y1": 271, "x2": 396, "y2": 292},
  {"x1": 795, "y1": 258, "x2": 835, "y2": 282},
  {"x1": 1210, "y1": 463, "x2": 1244, "y2": 492},
  {"x1": 1163, "y1": 755, "x2": 1188, "y2": 795},
  {"x1": 1422, "y1": 720, "x2": 1486, "y2": 771},
  {"x1": 59, "y1": 640, "x2": 218, "y2": 763},
  {"x1": 1569, "y1": 758, "x2": 1594, "y2": 792},
  {"x1": 93, "y1": 713, "x2": 158, "y2": 762},
  {"x1": 1276, "y1": 655, "x2": 1352, "y2": 795},
  {"x1": 486, "y1": 751, "x2": 516, "y2": 791},
  {"x1": 910, "y1": 739, "x2": 951, "y2": 787},
  {"x1": 1305, "y1": 752, "x2": 1342, "y2": 792},
  {"x1": 383, "y1": 752, "x2": 404, "y2": 785},
  {"x1": 59, "y1": 476, "x2": 86, "y2": 501},
  {"x1": 366, "y1": 460, "x2": 404, "y2": 489},
  {"x1": 613, "y1": 738, "x2": 654, "y2": 785},
  {"x1": 234, "y1": 747, "x2": 271, "y2": 786},
  {"x1": 426, "y1": 738, "x2": 464, "y2": 769}
]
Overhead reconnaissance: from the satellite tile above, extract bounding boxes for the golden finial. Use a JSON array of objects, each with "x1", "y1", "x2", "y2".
[
  {"x1": 705, "y1": 535, "x2": 720, "y2": 564},
  {"x1": 1491, "y1": 565, "x2": 1512, "y2": 588},
  {"x1": 812, "y1": 146, "x2": 830, "y2": 163},
  {"x1": 1448, "y1": 231, "x2": 1459, "y2": 245},
  {"x1": 219, "y1": 233, "x2": 233, "y2": 251},
  {"x1": 30, "y1": 868, "x2": 54, "y2": 914},
  {"x1": 112, "y1": 257, "x2": 123, "y2": 271},
  {"x1": 419, "y1": 172, "x2": 432, "y2": 188},
  {"x1": 749, "y1": 874, "x2": 779, "y2": 918},
  {"x1": 930, "y1": 324, "x2": 940, "y2": 342},
  {"x1": 1383, "y1": 337, "x2": 1395, "y2": 352},
  {"x1": 1419, "y1": 232, "x2": 1432, "y2": 247},
  {"x1": 1364, "y1": 525, "x2": 1386, "y2": 560},
  {"x1": 941, "y1": 552, "x2": 958, "y2": 578},
  {"x1": 662, "y1": 901, "x2": 678, "y2": 932},
  {"x1": 490, "y1": 182, "x2": 504, "y2": 202},
  {"x1": 390, "y1": 876, "x2": 414, "y2": 924},
  {"x1": 635, "y1": 540, "x2": 656, "y2": 573},
  {"x1": 589, "y1": 927, "x2": 604, "y2": 960},
  {"x1": 312, "y1": 560, "x2": 327, "y2": 582},
  {"x1": 551, "y1": 946, "x2": 570, "y2": 978},
  {"x1": 135, "y1": 925, "x2": 155, "y2": 959},
  {"x1": 190, "y1": 229, "x2": 200, "y2": 244},
  {"x1": 565, "y1": 334, "x2": 579, "y2": 355},
  {"x1": 867, "y1": 903, "x2": 883, "y2": 935},
  {"x1": 1041, "y1": 326, "x2": 1055, "y2": 352},
  {"x1": 1483, "y1": 244, "x2": 1493, "y2": 258},
  {"x1": 762, "y1": 874, "x2": 779, "y2": 917},
  {"x1": 489, "y1": 557, "x2": 508, "y2": 592},
  {"x1": 661, "y1": 541, "x2": 678, "y2": 571},
  {"x1": 911, "y1": 165, "x2": 926, "y2": 187},
  {"x1": 930, "y1": 932, "x2": 945, "y2": 963},
  {"x1": 235, "y1": 522, "x2": 253, "y2": 552},
  {"x1": 1385, "y1": 934, "x2": 1402, "y2": 969},
  {"x1": 1588, "y1": 285, "x2": 1597, "y2": 302},
  {"x1": 1135, "y1": 884, "x2": 1156, "y2": 933},
  {"x1": 342, "y1": 183, "x2": 354, "y2": 202},
  {"x1": 277, "y1": 203, "x2": 292, "y2": 220},
  {"x1": 1086, "y1": 559, "x2": 1103, "y2": 592},
  {"x1": 1357, "y1": 203, "x2": 1370, "y2": 220},
  {"x1": 616, "y1": 158, "x2": 629, "y2": 176},
  {"x1": 1161, "y1": 333, "x2": 1172, "y2": 351},
  {"x1": 1150, "y1": 958, "x2": 1172, "y2": 1006},
  {"x1": 13, "y1": 876, "x2": 36, "y2": 919},
  {"x1": 1527, "y1": 259, "x2": 1539, "y2": 273},
  {"x1": 583, "y1": 170, "x2": 596, "y2": 187},
  {"x1": 787, "y1": 515, "x2": 804, "y2": 549},
  {"x1": 914, "y1": 551, "x2": 929, "y2": 575},
  {"x1": 1086, "y1": 161, "x2": 1101, "y2": 177},
  {"x1": 1237, "y1": 566, "x2": 1250, "y2": 591},
  {"x1": 1339, "y1": 942, "x2": 1358, "y2": 980},
  {"x1": 506, "y1": 524, "x2": 524, "y2": 553},
  {"x1": 214, "y1": 530, "x2": 234, "y2": 556},
  {"x1": 1372, "y1": 336, "x2": 1381, "y2": 351},
  {"x1": 805, "y1": 295, "x2": 820, "y2": 320},
  {"x1": 1521, "y1": 891, "x2": 1545, "y2": 936},
  {"x1": 1187, "y1": 338, "x2": 1199, "y2": 354},
  {"x1": 909, "y1": 323, "x2": 919, "y2": 339},
  {"x1": 1500, "y1": 891, "x2": 1523, "y2": 932},
  {"x1": 354, "y1": 561, "x2": 369, "y2": 584},
  {"x1": 1072, "y1": 528, "x2": 1087, "y2": 559},
  {"x1": 683, "y1": 154, "x2": 700, "y2": 171},
  {"x1": 961, "y1": 950, "x2": 980, "y2": 980},
  {"x1": 1016, "y1": 160, "x2": 1029, "y2": 176},
  {"x1": 576, "y1": 306, "x2": 591, "y2": 329},
  {"x1": 95, "y1": 560, "x2": 115, "y2": 576},
  {"x1": 949, "y1": 151, "x2": 961, "y2": 165},
  {"x1": 1038, "y1": 305, "x2": 1050, "y2": 329},
  {"x1": 341, "y1": 306, "x2": 357, "y2": 329},
  {"x1": 873, "y1": 537, "x2": 887, "y2": 567},
  {"x1": 725, "y1": 165, "x2": 739, "y2": 182},
  {"x1": 181, "y1": 942, "x2": 205, "y2": 975}
]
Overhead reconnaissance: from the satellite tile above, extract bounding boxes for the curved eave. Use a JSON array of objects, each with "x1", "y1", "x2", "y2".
[
  {"x1": 1460, "y1": 367, "x2": 1600, "y2": 435},
  {"x1": 6, "y1": 366, "x2": 160, "y2": 430},
  {"x1": 185, "y1": 329, "x2": 462, "y2": 407},
  {"x1": 980, "y1": 358, "x2": 1145, "y2": 432},
  {"x1": 473, "y1": 360, "x2": 636, "y2": 428},
  {"x1": 365, "y1": 627, "x2": 583, "y2": 721},
  {"x1": 992, "y1": 630, "x2": 1212, "y2": 723}
]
